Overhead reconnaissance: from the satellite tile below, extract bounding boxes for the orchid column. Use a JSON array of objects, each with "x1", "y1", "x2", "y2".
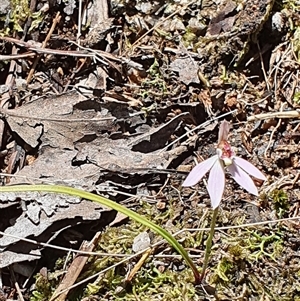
[{"x1": 183, "y1": 120, "x2": 266, "y2": 282}]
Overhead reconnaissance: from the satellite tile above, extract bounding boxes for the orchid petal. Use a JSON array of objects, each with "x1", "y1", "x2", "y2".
[
  {"x1": 207, "y1": 159, "x2": 225, "y2": 209},
  {"x1": 182, "y1": 155, "x2": 218, "y2": 187},
  {"x1": 233, "y1": 157, "x2": 266, "y2": 181},
  {"x1": 227, "y1": 163, "x2": 258, "y2": 196},
  {"x1": 218, "y1": 120, "x2": 230, "y2": 143}
]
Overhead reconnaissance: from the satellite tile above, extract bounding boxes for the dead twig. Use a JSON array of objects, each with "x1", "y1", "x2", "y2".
[
  {"x1": 27, "y1": 12, "x2": 61, "y2": 83},
  {"x1": 263, "y1": 103, "x2": 285, "y2": 158},
  {"x1": 125, "y1": 249, "x2": 153, "y2": 282},
  {"x1": 9, "y1": 267, "x2": 25, "y2": 301},
  {"x1": 0, "y1": 36, "x2": 109, "y2": 59},
  {"x1": 77, "y1": 0, "x2": 83, "y2": 42},
  {"x1": 0, "y1": 45, "x2": 19, "y2": 108},
  {"x1": 247, "y1": 110, "x2": 300, "y2": 121},
  {"x1": 257, "y1": 41, "x2": 271, "y2": 91},
  {"x1": 264, "y1": 117, "x2": 281, "y2": 159},
  {"x1": 63, "y1": 58, "x2": 88, "y2": 92},
  {"x1": 0, "y1": 52, "x2": 37, "y2": 60},
  {"x1": 0, "y1": 44, "x2": 22, "y2": 149},
  {"x1": 50, "y1": 232, "x2": 101, "y2": 301},
  {"x1": 0, "y1": 36, "x2": 122, "y2": 78}
]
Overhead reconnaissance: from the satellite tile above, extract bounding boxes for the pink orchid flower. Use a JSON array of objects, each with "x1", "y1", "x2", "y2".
[{"x1": 182, "y1": 120, "x2": 266, "y2": 209}]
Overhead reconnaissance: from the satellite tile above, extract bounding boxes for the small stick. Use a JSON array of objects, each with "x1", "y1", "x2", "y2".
[
  {"x1": 264, "y1": 117, "x2": 281, "y2": 158},
  {"x1": 50, "y1": 232, "x2": 101, "y2": 301},
  {"x1": 125, "y1": 249, "x2": 152, "y2": 282},
  {"x1": 9, "y1": 267, "x2": 25, "y2": 301},
  {"x1": 257, "y1": 41, "x2": 271, "y2": 91},
  {"x1": 247, "y1": 111, "x2": 300, "y2": 121},
  {"x1": 26, "y1": 12, "x2": 61, "y2": 83},
  {"x1": 0, "y1": 52, "x2": 37, "y2": 60},
  {"x1": 77, "y1": 0, "x2": 82, "y2": 42},
  {"x1": 0, "y1": 45, "x2": 19, "y2": 108},
  {"x1": 63, "y1": 58, "x2": 87, "y2": 92},
  {"x1": 0, "y1": 36, "x2": 121, "y2": 62}
]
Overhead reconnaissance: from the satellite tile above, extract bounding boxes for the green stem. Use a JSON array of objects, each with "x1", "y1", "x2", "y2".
[
  {"x1": 0, "y1": 184, "x2": 201, "y2": 284},
  {"x1": 200, "y1": 206, "x2": 219, "y2": 282}
]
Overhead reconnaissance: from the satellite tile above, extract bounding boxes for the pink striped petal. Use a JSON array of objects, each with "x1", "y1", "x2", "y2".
[
  {"x1": 233, "y1": 157, "x2": 266, "y2": 181},
  {"x1": 207, "y1": 159, "x2": 225, "y2": 209},
  {"x1": 182, "y1": 155, "x2": 218, "y2": 187},
  {"x1": 227, "y1": 163, "x2": 258, "y2": 196},
  {"x1": 218, "y1": 120, "x2": 230, "y2": 143}
]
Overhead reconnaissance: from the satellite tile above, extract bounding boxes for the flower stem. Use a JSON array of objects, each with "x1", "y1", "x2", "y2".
[{"x1": 200, "y1": 206, "x2": 219, "y2": 282}]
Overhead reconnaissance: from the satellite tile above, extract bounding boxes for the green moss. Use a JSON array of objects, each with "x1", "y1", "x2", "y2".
[
  {"x1": 1, "y1": 0, "x2": 45, "y2": 34},
  {"x1": 30, "y1": 270, "x2": 59, "y2": 301},
  {"x1": 227, "y1": 244, "x2": 248, "y2": 260},
  {"x1": 148, "y1": 58, "x2": 160, "y2": 78},
  {"x1": 282, "y1": 0, "x2": 300, "y2": 11},
  {"x1": 293, "y1": 91, "x2": 300, "y2": 103},
  {"x1": 154, "y1": 28, "x2": 172, "y2": 39},
  {"x1": 182, "y1": 29, "x2": 197, "y2": 47},
  {"x1": 269, "y1": 189, "x2": 289, "y2": 218},
  {"x1": 292, "y1": 27, "x2": 300, "y2": 61},
  {"x1": 139, "y1": 58, "x2": 168, "y2": 101},
  {"x1": 212, "y1": 257, "x2": 233, "y2": 282}
]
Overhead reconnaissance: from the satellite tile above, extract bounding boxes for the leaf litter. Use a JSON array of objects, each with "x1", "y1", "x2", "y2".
[{"x1": 0, "y1": 0, "x2": 300, "y2": 300}]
